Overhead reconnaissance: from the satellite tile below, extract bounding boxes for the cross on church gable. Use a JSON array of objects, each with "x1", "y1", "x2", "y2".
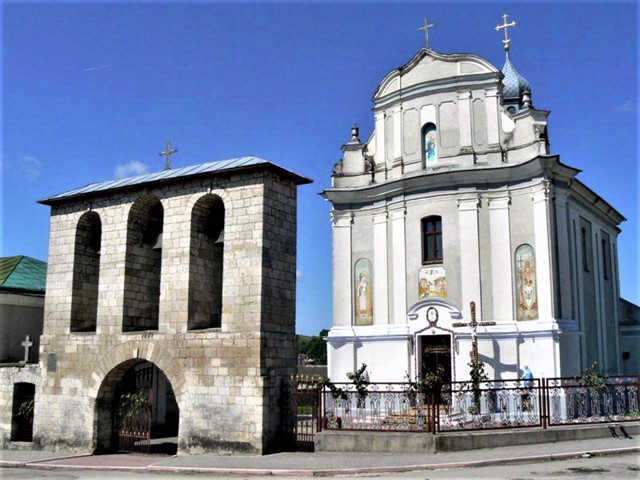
[{"x1": 21, "y1": 335, "x2": 33, "y2": 364}]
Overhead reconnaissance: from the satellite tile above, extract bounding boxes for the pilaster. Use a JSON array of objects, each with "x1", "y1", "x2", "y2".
[
  {"x1": 531, "y1": 181, "x2": 554, "y2": 321},
  {"x1": 457, "y1": 195, "x2": 482, "y2": 321},
  {"x1": 373, "y1": 210, "x2": 389, "y2": 324},
  {"x1": 488, "y1": 194, "x2": 513, "y2": 321},
  {"x1": 331, "y1": 210, "x2": 353, "y2": 327},
  {"x1": 390, "y1": 204, "x2": 407, "y2": 324},
  {"x1": 554, "y1": 189, "x2": 572, "y2": 319}
]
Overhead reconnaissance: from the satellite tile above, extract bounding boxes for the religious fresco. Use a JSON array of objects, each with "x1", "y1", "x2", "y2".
[
  {"x1": 515, "y1": 244, "x2": 538, "y2": 321},
  {"x1": 424, "y1": 124, "x2": 438, "y2": 169},
  {"x1": 418, "y1": 266, "x2": 447, "y2": 299},
  {"x1": 354, "y1": 258, "x2": 373, "y2": 326}
]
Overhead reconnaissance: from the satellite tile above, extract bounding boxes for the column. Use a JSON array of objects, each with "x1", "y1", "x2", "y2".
[
  {"x1": 532, "y1": 182, "x2": 554, "y2": 321},
  {"x1": 457, "y1": 91, "x2": 472, "y2": 149},
  {"x1": 488, "y1": 194, "x2": 513, "y2": 321},
  {"x1": 331, "y1": 210, "x2": 353, "y2": 327},
  {"x1": 458, "y1": 195, "x2": 482, "y2": 321},
  {"x1": 373, "y1": 210, "x2": 389, "y2": 324},
  {"x1": 554, "y1": 190, "x2": 572, "y2": 319},
  {"x1": 390, "y1": 205, "x2": 407, "y2": 324}
]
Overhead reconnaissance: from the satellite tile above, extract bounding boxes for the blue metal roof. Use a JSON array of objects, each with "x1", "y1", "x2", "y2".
[
  {"x1": 39, "y1": 156, "x2": 311, "y2": 204},
  {"x1": 501, "y1": 54, "x2": 531, "y2": 99}
]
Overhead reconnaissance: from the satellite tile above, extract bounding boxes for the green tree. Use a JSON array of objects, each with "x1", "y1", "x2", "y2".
[{"x1": 297, "y1": 330, "x2": 328, "y2": 365}]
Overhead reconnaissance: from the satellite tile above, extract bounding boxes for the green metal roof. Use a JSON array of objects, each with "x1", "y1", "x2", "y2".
[{"x1": 0, "y1": 256, "x2": 47, "y2": 294}]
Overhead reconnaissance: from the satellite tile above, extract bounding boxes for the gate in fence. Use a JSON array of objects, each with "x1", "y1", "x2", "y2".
[{"x1": 281, "y1": 376, "x2": 321, "y2": 451}]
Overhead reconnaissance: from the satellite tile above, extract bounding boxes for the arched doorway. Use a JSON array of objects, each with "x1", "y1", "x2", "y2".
[{"x1": 95, "y1": 359, "x2": 179, "y2": 454}]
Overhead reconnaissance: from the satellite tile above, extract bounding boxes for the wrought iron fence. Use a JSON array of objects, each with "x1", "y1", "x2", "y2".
[
  {"x1": 438, "y1": 379, "x2": 542, "y2": 432},
  {"x1": 322, "y1": 383, "x2": 437, "y2": 432},
  {"x1": 545, "y1": 375, "x2": 640, "y2": 426},
  {"x1": 319, "y1": 375, "x2": 640, "y2": 434}
]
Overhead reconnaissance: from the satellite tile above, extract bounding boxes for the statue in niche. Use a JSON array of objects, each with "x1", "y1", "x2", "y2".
[{"x1": 423, "y1": 124, "x2": 438, "y2": 169}]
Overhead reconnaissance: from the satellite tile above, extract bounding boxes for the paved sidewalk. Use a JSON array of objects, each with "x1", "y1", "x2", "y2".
[{"x1": 1, "y1": 435, "x2": 638, "y2": 476}]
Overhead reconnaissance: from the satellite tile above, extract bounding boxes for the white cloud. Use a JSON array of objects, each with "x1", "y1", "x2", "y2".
[
  {"x1": 296, "y1": 269, "x2": 304, "y2": 280},
  {"x1": 83, "y1": 64, "x2": 116, "y2": 72},
  {"x1": 18, "y1": 156, "x2": 42, "y2": 181},
  {"x1": 114, "y1": 160, "x2": 149, "y2": 179}
]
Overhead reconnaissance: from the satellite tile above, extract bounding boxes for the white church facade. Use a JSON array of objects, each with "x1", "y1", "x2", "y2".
[{"x1": 323, "y1": 38, "x2": 633, "y2": 384}]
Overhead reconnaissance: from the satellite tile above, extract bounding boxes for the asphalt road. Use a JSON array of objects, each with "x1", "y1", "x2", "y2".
[{"x1": 1, "y1": 452, "x2": 638, "y2": 479}]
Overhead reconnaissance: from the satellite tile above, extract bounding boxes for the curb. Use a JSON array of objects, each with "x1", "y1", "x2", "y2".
[
  {"x1": 10, "y1": 445, "x2": 638, "y2": 476},
  {"x1": 0, "y1": 452, "x2": 92, "y2": 468}
]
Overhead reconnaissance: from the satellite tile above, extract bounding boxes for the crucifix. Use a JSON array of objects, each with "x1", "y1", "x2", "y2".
[
  {"x1": 159, "y1": 141, "x2": 178, "y2": 171},
  {"x1": 21, "y1": 335, "x2": 33, "y2": 364},
  {"x1": 418, "y1": 17, "x2": 435, "y2": 50},
  {"x1": 495, "y1": 13, "x2": 516, "y2": 52},
  {"x1": 452, "y1": 301, "x2": 496, "y2": 363}
]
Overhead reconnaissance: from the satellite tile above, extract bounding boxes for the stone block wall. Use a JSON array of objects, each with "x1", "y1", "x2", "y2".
[
  {"x1": 0, "y1": 365, "x2": 40, "y2": 446},
  {"x1": 33, "y1": 167, "x2": 302, "y2": 454}
]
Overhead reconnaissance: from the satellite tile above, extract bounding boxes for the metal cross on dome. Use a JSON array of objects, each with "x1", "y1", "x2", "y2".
[
  {"x1": 495, "y1": 13, "x2": 516, "y2": 52},
  {"x1": 159, "y1": 141, "x2": 178, "y2": 171},
  {"x1": 452, "y1": 301, "x2": 496, "y2": 363},
  {"x1": 418, "y1": 17, "x2": 435, "y2": 50}
]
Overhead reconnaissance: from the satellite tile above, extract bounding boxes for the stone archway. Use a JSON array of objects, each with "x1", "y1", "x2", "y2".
[{"x1": 94, "y1": 359, "x2": 180, "y2": 454}]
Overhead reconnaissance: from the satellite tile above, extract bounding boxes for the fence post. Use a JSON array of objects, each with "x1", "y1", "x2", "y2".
[
  {"x1": 316, "y1": 383, "x2": 322, "y2": 433},
  {"x1": 541, "y1": 378, "x2": 547, "y2": 429}
]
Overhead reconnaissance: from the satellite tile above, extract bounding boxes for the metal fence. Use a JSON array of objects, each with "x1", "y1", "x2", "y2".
[
  {"x1": 545, "y1": 375, "x2": 640, "y2": 426},
  {"x1": 319, "y1": 375, "x2": 640, "y2": 434}
]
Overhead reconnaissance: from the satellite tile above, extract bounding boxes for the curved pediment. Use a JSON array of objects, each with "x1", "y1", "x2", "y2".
[{"x1": 373, "y1": 48, "x2": 499, "y2": 101}]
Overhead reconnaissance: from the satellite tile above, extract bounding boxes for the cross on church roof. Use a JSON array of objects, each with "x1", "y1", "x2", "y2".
[
  {"x1": 418, "y1": 17, "x2": 435, "y2": 50},
  {"x1": 159, "y1": 141, "x2": 178, "y2": 170},
  {"x1": 21, "y1": 335, "x2": 33, "y2": 364},
  {"x1": 495, "y1": 13, "x2": 516, "y2": 52}
]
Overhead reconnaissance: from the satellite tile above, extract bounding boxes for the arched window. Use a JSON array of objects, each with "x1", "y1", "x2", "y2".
[
  {"x1": 123, "y1": 196, "x2": 163, "y2": 332},
  {"x1": 422, "y1": 123, "x2": 438, "y2": 168},
  {"x1": 421, "y1": 216, "x2": 443, "y2": 264},
  {"x1": 71, "y1": 211, "x2": 101, "y2": 332},
  {"x1": 515, "y1": 244, "x2": 538, "y2": 321},
  {"x1": 188, "y1": 194, "x2": 225, "y2": 330}
]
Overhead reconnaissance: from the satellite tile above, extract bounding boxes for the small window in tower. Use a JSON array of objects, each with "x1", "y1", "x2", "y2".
[
  {"x1": 423, "y1": 123, "x2": 438, "y2": 169},
  {"x1": 421, "y1": 216, "x2": 443, "y2": 264},
  {"x1": 601, "y1": 234, "x2": 610, "y2": 280},
  {"x1": 507, "y1": 106, "x2": 517, "y2": 114}
]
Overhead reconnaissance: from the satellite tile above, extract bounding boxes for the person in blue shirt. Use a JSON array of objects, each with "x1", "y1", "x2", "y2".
[{"x1": 522, "y1": 366, "x2": 533, "y2": 388}]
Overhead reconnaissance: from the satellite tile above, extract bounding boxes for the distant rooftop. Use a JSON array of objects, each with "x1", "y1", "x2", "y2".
[
  {"x1": 39, "y1": 156, "x2": 312, "y2": 205},
  {"x1": 0, "y1": 256, "x2": 47, "y2": 295}
]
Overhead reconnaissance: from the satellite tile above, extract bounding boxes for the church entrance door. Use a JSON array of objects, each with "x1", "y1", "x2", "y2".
[{"x1": 420, "y1": 334, "x2": 452, "y2": 386}]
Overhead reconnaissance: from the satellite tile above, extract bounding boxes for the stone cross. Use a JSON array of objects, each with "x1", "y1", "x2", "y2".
[
  {"x1": 452, "y1": 301, "x2": 496, "y2": 362},
  {"x1": 418, "y1": 17, "x2": 435, "y2": 50},
  {"x1": 159, "y1": 141, "x2": 178, "y2": 171},
  {"x1": 21, "y1": 335, "x2": 33, "y2": 364},
  {"x1": 495, "y1": 13, "x2": 516, "y2": 52}
]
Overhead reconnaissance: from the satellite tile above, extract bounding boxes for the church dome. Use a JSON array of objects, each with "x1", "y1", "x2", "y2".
[{"x1": 501, "y1": 53, "x2": 532, "y2": 111}]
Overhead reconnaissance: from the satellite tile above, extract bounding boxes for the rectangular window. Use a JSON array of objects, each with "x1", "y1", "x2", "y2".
[{"x1": 422, "y1": 216, "x2": 443, "y2": 264}]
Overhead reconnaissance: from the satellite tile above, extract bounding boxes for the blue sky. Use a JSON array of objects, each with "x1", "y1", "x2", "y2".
[{"x1": 2, "y1": 1, "x2": 637, "y2": 335}]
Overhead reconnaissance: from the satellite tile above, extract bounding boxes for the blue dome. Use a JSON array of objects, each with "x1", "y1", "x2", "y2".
[{"x1": 501, "y1": 54, "x2": 531, "y2": 99}]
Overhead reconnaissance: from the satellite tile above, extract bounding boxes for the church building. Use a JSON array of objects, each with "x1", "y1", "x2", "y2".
[{"x1": 323, "y1": 17, "x2": 635, "y2": 384}]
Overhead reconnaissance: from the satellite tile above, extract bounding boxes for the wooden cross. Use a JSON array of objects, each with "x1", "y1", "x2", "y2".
[
  {"x1": 21, "y1": 335, "x2": 33, "y2": 364},
  {"x1": 452, "y1": 301, "x2": 496, "y2": 362},
  {"x1": 159, "y1": 141, "x2": 178, "y2": 171},
  {"x1": 495, "y1": 13, "x2": 516, "y2": 52},
  {"x1": 418, "y1": 17, "x2": 435, "y2": 50}
]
